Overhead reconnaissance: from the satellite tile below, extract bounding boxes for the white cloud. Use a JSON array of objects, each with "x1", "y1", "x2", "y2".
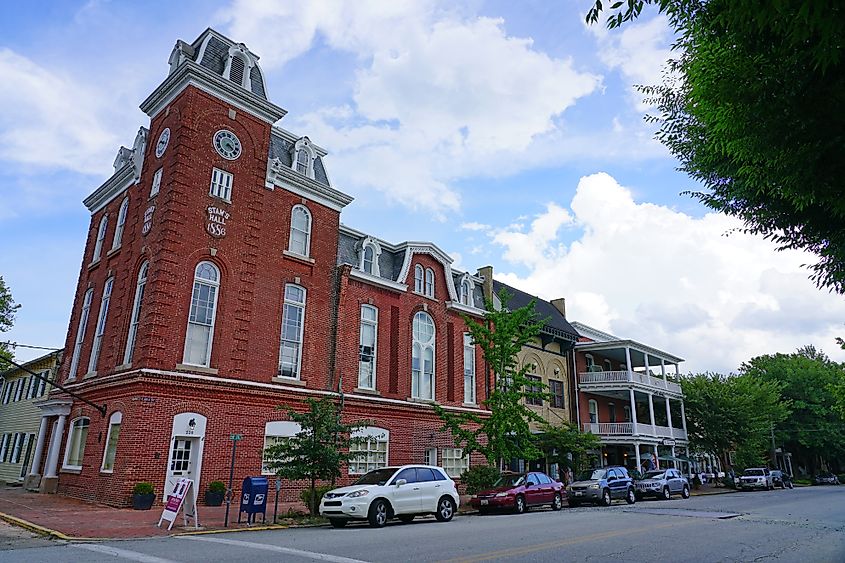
[
  {"x1": 461, "y1": 222, "x2": 490, "y2": 232},
  {"x1": 220, "y1": 1, "x2": 602, "y2": 213},
  {"x1": 490, "y1": 173, "x2": 845, "y2": 373}
]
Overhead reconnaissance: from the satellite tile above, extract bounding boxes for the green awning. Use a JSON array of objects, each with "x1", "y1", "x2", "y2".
[{"x1": 657, "y1": 455, "x2": 688, "y2": 462}]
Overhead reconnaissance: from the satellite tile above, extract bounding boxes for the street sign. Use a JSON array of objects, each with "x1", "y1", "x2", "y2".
[{"x1": 230, "y1": 434, "x2": 243, "y2": 441}]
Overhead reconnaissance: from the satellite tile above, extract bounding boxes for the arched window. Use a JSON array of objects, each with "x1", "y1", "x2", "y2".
[
  {"x1": 623, "y1": 405, "x2": 632, "y2": 423},
  {"x1": 112, "y1": 198, "x2": 129, "y2": 249},
  {"x1": 183, "y1": 261, "x2": 220, "y2": 367},
  {"x1": 101, "y1": 412, "x2": 122, "y2": 472},
  {"x1": 604, "y1": 359, "x2": 612, "y2": 372},
  {"x1": 585, "y1": 354, "x2": 595, "y2": 371},
  {"x1": 68, "y1": 288, "x2": 94, "y2": 380},
  {"x1": 229, "y1": 54, "x2": 246, "y2": 86},
  {"x1": 279, "y1": 284, "x2": 306, "y2": 379},
  {"x1": 588, "y1": 399, "x2": 598, "y2": 424},
  {"x1": 358, "y1": 305, "x2": 378, "y2": 389},
  {"x1": 92, "y1": 215, "x2": 108, "y2": 262},
  {"x1": 295, "y1": 149, "x2": 309, "y2": 175},
  {"x1": 363, "y1": 245, "x2": 375, "y2": 274},
  {"x1": 63, "y1": 417, "x2": 90, "y2": 470},
  {"x1": 424, "y1": 268, "x2": 435, "y2": 298},
  {"x1": 88, "y1": 277, "x2": 114, "y2": 374},
  {"x1": 414, "y1": 265, "x2": 424, "y2": 293},
  {"x1": 460, "y1": 279, "x2": 472, "y2": 306},
  {"x1": 412, "y1": 311, "x2": 435, "y2": 400},
  {"x1": 288, "y1": 205, "x2": 311, "y2": 257},
  {"x1": 124, "y1": 261, "x2": 149, "y2": 364}
]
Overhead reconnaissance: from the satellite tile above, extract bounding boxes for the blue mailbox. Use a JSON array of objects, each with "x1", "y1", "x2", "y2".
[{"x1": 239, "y1": 476, "x2": 269, "y2": 524}]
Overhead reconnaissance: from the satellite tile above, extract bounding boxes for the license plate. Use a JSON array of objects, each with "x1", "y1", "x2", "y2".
[
  {"x1": 480, "y1": 499, "x2": 489, "y2": 505},
  {"x1": 575, "y1": 492, "x2": 583, "y2": 497}
]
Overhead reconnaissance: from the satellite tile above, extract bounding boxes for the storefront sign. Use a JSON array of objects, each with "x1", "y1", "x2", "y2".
[
  {"x1": 206, "y1": 206, "x2": 230, "y2": 238},
  {"x1": 663, "y1": 439, "x2": 676, "y2": 446},
  {"x1": 157, "y1": 477, "x2": 199, "y2": 531}
]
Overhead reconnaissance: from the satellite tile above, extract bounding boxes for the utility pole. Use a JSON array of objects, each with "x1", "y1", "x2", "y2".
[
  {"x1": 224, "y1": 433, "x2": 242, "y2": 527},
  {"x1": 770, "y1": 424, "x2": 777, "y2": 468}
]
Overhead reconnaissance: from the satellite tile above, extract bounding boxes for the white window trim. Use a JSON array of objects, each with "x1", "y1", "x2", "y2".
[
  {"x1": 412, "y1": 311, "x2": 436, "y2": 400},
  {"x1": 278, "y1": 284, "x2": 306, "y2": 379},
  {"x1": 92, "y1": 215, "x2": 108, "y2": 262},
  {"x1": 150, "y1": 167, "x2": 162, "y2": 197},
  {"x1": 424, "y1": 268, "x2": 435, "y2": 298},
  {"x1": 414, "y1": 264, "x2": 424, "y2": 293},
  {"x1": 348, "y1": 427, "x2": 389, "y2": 475},
  {"x1": 62, "y1": 417, "x2": 90, "y2": 471},
  {"x1": 459, "y1": 274, "x2": 475, "y2": 307},
  {"x1": 182, "y1": 261, "x2": 221, "y2": 368},
  {"x1": 588, "y1": 399, "x2": 598, "y2": 424},
  {"x1": 100, "y1": 411, "x2": 123, "y2": 473},
  {"x1": 288, "y1": 204, "x2": 312, "y2": 258},
  {"x1": 14, "y1": 379, "x2": 24, "y2": 402},
  {"x1": 124, "y1": 262, "x2": 149, "y2": 365},
  {"x1": 358, "y1": 237, "x2": 382, "y2": 277},
  {"x1": 358, "y1": 305, "x2": 378, "y2": 390},
  {"x1": 9, "y1": 433, "x2": 22, "y2": 464},
  {"x1": 0, "y1": 434, "x2": 10, "y2": 461},
  {"x1": 463, "y1": 333, "x2": 476, "y2": 404},
  {"x1": 68, "y1": 288, "x2": 93, "y2": 381},
  {"x1": 112, "y1": 197, "x2": 129, "y2": 250},
  {"x1": 291, "y1": 137, "x2": 316, "y2": 179},
  {"x1": 88, "y1": 277, "x2": 114, "y2": 374},
  {"x1": 442, "y1": 447, "x2": 469, "y2": 478},
  {"x1": 209, "y1": 167, "x2": 233, "y2": 202}
]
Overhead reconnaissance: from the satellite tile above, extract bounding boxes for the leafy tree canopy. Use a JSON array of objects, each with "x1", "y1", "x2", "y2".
[
  {"x1": 535, "y1": 422, "x2": 602, "y2": 476},
  {"x1": 586, "y1": 0, "x2": 845, "y2": 293},
  {"x1": 0, "y1": 276, "x2": 20, "y2": 364},
  {"x1": 435, "y1": 288, "x2": 547, "y2": 466}
]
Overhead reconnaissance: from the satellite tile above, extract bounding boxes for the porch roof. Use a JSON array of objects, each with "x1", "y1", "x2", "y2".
[{"x1": 575, "y1": 339, "x2": 684, "y2": 366}]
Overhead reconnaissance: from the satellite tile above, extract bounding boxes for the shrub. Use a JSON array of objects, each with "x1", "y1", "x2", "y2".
[
  {"x1": 460, "y1": 465, "x2": 501, "y2": 495},
  {"x1": 838, "y1": 474, "x2": 845, "y2": 485},
  {"x1": 132, "y1": 482, "x2": 154, "y2": 495},
  {"x1": 692, "y1": 474, "x2": 702, "y2": 490},
  {"x1": 208, "y1": 480, "x2": 226, "y2": 493},
  {"x1": 299, "y1": 485, "x2": 333, "y2": 511},
  {"x1": 722, "y1": 476, "x2": 736, "y2": 490}
]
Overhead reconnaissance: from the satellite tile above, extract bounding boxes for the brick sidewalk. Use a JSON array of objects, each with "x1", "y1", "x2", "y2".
[{"x1": 0, "y1": 486, "x2": 304, "y2": 539}]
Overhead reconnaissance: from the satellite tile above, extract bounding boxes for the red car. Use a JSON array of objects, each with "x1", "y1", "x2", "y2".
[{"x1": 470, "y1": 471, "x2": 564, "y2": 514}]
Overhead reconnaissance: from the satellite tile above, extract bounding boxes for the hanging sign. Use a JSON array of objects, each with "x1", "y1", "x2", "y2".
[
  {"x1": 206, "y1": 206, "x2": 230, "y2": 238},
  {"x1": 157, "y1": 477, "x2": 199, "y2": 531}
]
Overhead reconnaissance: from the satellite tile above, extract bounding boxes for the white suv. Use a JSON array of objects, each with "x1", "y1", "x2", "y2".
[
  {"x1": 319, "y1": 465, "x2": 460, "y2": 528},
  {"x1": 737, "y1": 468, "x2": 774, "y2": 490}
]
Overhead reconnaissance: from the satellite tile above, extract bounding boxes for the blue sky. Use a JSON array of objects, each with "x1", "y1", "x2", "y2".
[{"x1": 2, "y1": 0, "x2": 843, "y2": 372}]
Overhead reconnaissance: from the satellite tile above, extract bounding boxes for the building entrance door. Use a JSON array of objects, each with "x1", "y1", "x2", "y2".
[{"x1": 164, "y1": 413, "x2": 207, "y2": 503}]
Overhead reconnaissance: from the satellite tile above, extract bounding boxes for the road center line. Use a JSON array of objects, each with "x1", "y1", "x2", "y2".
[
  {"x1": 179, "y1": 535, "x2": 371, "y2": 563},
  {"x1": 70, "y1": 543, "x2": 181, "y2": 563}
]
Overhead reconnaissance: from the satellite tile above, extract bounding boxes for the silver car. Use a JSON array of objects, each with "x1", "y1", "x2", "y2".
[{"x1": 635, "y1": 468, "x2": 690, "y2": 500}]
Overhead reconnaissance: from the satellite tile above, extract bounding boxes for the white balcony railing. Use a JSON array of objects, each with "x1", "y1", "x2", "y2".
[
  {"x1": 582, "y1": 422, "x2": 687, "y2": 441},
  {"x1": 579, "y1": 370, "x2": 682, "y2": 394}
]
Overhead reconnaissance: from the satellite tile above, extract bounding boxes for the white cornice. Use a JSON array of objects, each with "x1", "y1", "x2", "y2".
[
  {"x1": 446, "y1": 301, "x2": 487, "y2": 318},
  {"x1": 83, "y1": 163, "x2": 135, "y2": 214},
  {"x1": 139, "y1": 60, "x2": 287, "y2": 124},
  {"x1": 396, "y1": 243, "x2": 458, "y2": 301},
  {"x1": 272, "y1": 126, "x2": 328, "y2": 157},
  {"x1": 348, "y1": 268, "x2": 408, "y2": 293},
  {"x1": 265, "y1": 159, "x2": 354, "y2": 211}
]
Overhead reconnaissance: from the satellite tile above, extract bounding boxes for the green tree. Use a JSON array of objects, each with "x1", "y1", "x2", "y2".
[
  {"x1": 681, "y1": 372, "x2": 790, "y2": 471},
  {"x1": 434, "y1": 289, "x2": 547, "y2": 467},
  {"x1": 535, "y1": 422, "x2": 602, "y2": 478},
  {"x1": 0, "y1": 276, "x2": 21, "y2": 364},
  {"x1": 263, "y1": 397, "x2": 369, "y2": 515},
  {"x1": 586, "y1": 0, "x2": 845, "y2": 293},
  {"x1": 740, "y1": 347, "x2": 845, "y2": 474}
]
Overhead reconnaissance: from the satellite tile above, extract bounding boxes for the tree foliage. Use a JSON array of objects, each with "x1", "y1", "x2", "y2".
[
  {"x1": 535, "y1": 422, "x2": 602, "y2": 477},
  {"x1": 434, "y1": 288, "x2": 547, "y2": 466},
  {"x1": 680, "y1": 372, "x2": 790, "y2": 470},
  {"x1": 740, "y1": 347, "x2": 845, "y2": 474},
  {"x1": 0, "y1": 276, "x2": 20, "y2": 364},
  {"x1": 263, "y1": 397, "x2": 369, "y2": 515},
  {"x1": 586, "y1": 0, "x2": 845, "y2": 293}
]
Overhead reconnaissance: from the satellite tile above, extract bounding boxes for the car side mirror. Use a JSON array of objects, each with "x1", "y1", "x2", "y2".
[{"x1": 395, "y1": 479, "x2": 407, "y2": 487}]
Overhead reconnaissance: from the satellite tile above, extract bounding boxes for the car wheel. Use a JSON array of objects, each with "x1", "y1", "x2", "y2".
[
  {"x1": 601, "y1": 489, "x2": 612, "y2": 507},
  {"x1": 329, "y1": 519, "x2": 347, "y2": 528},
  {"x1": 435, "y1": 496, "x2": 455, "y2": 522},
  {"x1": 662, "y1": 486, "x2": 671, "y2": 500},
  {"x1": 398, "y1": 514, "x2": 415, "y2": 523},
  {"x1": 368, "y1": 499, "x2": 389, "y2": 528},
  {"x1": 514, "y1": 495, "x2": 526, "y2": 514},
  {"x1": 551, "y1": 493, "x2": 563, "y2": 511},
  {"x1": 626, "y1": 488, "x2": 636, "y2": 505},
  {"x1": 682, "y1": 485, "x2": 690, "y2": 499}
]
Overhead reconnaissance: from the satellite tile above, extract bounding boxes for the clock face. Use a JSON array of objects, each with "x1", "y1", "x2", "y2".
[
  {"x1": 214, "y1": 130, "x2": 242, "y2": 160},
  {"x1": 155, "y1": 128, "x2": 170, "y2": 158}
]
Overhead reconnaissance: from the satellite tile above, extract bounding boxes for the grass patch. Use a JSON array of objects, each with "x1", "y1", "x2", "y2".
[{"x1": 274, "y1": 509, "x2": 328, "y2": 526}]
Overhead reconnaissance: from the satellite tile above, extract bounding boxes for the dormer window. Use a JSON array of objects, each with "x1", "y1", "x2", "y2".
[
  {"x1": 291, "y1": 138, "x2": 315, "y2": 179},
  {"x1": 229, "y1": 54, "x2": 246, "y2": 85},
  {"x1": 459, "y1": 275, "x2": 475, "y2": 307},
  {"x1": 424, "y1": 268, "x2": 435, "y2": 298},
  {"x1": 357, "y1": 237, "x2": 382, "y2": 277},
  {"x1": 414, "y1": 265, "x2": 424, "y2": 293},
  {"x1": 296, "y1": 149, "x2": 309, "y2": 175}
]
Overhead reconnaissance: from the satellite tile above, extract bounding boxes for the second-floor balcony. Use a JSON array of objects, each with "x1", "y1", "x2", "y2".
[
  {"x1": 579, "y1": 369, "x2": 682, "y2": 395},
  {"x1": 582, "y1": 422, "x2": 687, "y2": 442}
]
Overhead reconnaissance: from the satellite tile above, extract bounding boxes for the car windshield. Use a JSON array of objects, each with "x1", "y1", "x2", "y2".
[
  {"x1": 353, "y1": 468, "x2": 397, "y2": 486},
  {"x1": 493, "y1": 474, "x2": 526, "y2": 487},
  {"x1": 577, "y1": 469, "x2": 606, "y2": 481},
  {"x1": 644, "y1": 471, "x2": 665, "y2": 479},
  {"x1": 744, "y1": 469, "x2": 764, "y2": 476}
]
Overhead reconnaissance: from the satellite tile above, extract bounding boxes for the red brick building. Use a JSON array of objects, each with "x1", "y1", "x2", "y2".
[{"x1": 27, "y1": 29, "x2": 489, "y2": 506}]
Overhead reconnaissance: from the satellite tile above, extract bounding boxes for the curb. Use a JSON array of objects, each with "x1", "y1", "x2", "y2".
[
  {"x1": 174, "y1": 524, "x2": 291, "y2": 536},
  {"x1": 0, "y1": 511, "x2": 91, "y2": 541}
]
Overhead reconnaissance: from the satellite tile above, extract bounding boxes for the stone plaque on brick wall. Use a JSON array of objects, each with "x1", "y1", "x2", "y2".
[{"x1": 206, "y1": 206, "x2": 229, "y2": 238}]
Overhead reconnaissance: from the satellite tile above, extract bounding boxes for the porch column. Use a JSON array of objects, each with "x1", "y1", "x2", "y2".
[
  {"x1": 653, "y1": 444, "x2": 659, "y2": 470},
  {"x1": 43, "y1": 415, "x2": 66, "y2": 479},
  {"x1": 634, "y1": 443, "x2": 641, "y2": 470},
  {"x1": 647, "y1": 393, "x2": 656, "y2": 435},
  {"x1": 665, "y1": 396, "x2": 674, "y2": 438},
  {"x1": 624, "y1": 347, "x2": 632, "y2": 378},
  {"x1": 629, "y1": 389, "x2": 639, "y2": 435},
  {"x1": 680, "y1": 400, "x2": 688, "y2": 434},
  {"x1": 671, "y1": 446, "x2": 676, "y2": 468},
  {"x1": 28, "y1": 416, "x2": 50, "y2": 476},
  {"x1": 644, "y1": 353, "x2": 650, "y2": 378},
  {"x1": 661, "y1": 359, "x2": 668, "y2": 388}
]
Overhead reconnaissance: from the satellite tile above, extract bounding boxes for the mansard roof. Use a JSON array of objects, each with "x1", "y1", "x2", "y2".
[
  {"x1": 492, "y1": 280, "x2": 578, "y2": 342},
  {"x1": 182, "y1": 28, "x2": 269, "y2": 100}
]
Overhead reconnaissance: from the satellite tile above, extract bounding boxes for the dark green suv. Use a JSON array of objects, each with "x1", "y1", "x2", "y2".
[{"x1": 567, "y1": 466, "x2": 636, "y2": 507}]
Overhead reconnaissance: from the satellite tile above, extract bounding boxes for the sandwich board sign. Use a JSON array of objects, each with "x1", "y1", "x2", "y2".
[{"x1": 157, "y1": 477, "x2": 199, "y2": 530}]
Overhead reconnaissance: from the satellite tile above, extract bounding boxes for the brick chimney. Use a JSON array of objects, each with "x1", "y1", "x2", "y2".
[
  {"x1": 550, "y1": 297, "x2": 566, "y2": 317},
  {"x1": 477, "y1": 265, "x2": 494, "y2": 302}
]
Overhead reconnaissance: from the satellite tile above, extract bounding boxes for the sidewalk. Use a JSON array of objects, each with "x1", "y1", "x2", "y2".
[
  {"x1": 0, "y1": 486, "x2": 304, "y2": 540},
  {"x1": 689, "y1": 483, "x2": 738, "y2": 496}
]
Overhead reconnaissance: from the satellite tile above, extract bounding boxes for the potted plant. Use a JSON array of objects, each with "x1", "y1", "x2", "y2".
[
  {"x1": 205, "y1": 480, "x2": 226, "y2": 506},
  {"x1": 132, "y1": 482, "x2": 156, "y2": 510}
]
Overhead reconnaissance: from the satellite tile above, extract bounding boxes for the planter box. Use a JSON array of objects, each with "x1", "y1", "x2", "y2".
[
  {"x1": 205, "y1": 490, "x2": 225, "y2": 506},
  {"x1": 132, "y1": 493, "x2": 156, "y2": 510}
]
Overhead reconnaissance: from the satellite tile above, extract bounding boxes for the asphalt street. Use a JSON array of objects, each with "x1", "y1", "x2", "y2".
[{"x1": 3, "y1": 486, "x2": 844, "y2": 562}]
